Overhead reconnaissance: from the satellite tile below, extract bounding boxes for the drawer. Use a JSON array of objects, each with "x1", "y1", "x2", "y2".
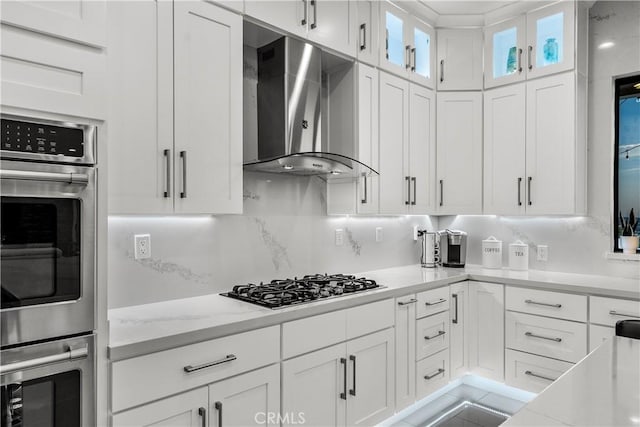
[
  {"x1": 506, "y1": 312, "x2": 587, "y2": 363},
  {"x1": 111, "y1": 326, "x2": 280, "y2": 412},
  {"x1": 506, "y1": 287, "x2": 587, "y2": 322},
  {"x1": 589, "y1": 324, "x2": 614, "y2": 352},
  {"x1": 416, "y1": 349, "x2": 450, "y2": 400},
  {"x1": 416, "y1": 286, "x2": 450, "y2": 319},
  {"x1": 589, "y1": 296, "x2": 640, "y2": 327},
  {"x1": 416, "y1": 311, "x2": 449, "y2": 360},
  {"x1": 346, "y1": 299, "x2": 394, "y2": 340},
  {"x1": 283, "y1": 309, "x2": 347, "y2": 359},
  {"x1": 505, "y1": 349, "x2": 573, "y2": 393}
]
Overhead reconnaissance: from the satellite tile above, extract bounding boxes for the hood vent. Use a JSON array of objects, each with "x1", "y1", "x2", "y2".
[{"x1": 243, "y1": 36, "x2": 378, "y2": 180}]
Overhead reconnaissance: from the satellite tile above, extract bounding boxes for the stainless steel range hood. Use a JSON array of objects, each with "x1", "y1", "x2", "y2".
[{"x1": 243, "y1": 36, "x2": 378, "y2": 180}]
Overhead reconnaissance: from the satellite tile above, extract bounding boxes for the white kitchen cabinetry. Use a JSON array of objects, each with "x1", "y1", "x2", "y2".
[
  {"x1": 505, "y1": 349, "x2": 573, "y2": 394},
  {"x1": 356, "y1": 0, "x2": 379, "y2": 66},
  {"x1": 588, "y1": 296, "x2": 640, "y2": 351},
  {"x1": 379, "y1": 72, "x2": 435, "y2": 215},
  {"x1": 379, "y1": 1, "x2": 435, "y2": 88},
  {"x1": 395, "y1": 295, "x2": 417, "y2": 411},
  {"x1": 449, "y1": 282, "x2": 469, "y2": 379},
  {"x1": 244, "y1": 0, "x2": 355, "y2": 57},
  {"x1": 436, "y1": 92, "x2": 483, "y2": 214},
  {"x1": 468, "y1": 282, "x2": 504, "y2": 382},
  {"x1": 484, "y1": 72, "x2": 585, "y2": 215},
  {"x1": 108, "y1": 1, "x2": 242, "y2": 214},
  {"x1": 436, "y1": 28, "x2": 483, "y2": 90}
]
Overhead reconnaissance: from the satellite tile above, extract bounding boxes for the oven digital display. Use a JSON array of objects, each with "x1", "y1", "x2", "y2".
[{"x1": 1, "y1": 118, "x2": 84, "y2": 157}]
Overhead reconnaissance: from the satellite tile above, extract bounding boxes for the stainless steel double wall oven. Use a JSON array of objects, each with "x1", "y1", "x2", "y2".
[{"x1": 0, "y1": 114, "x2": 97, "y2": 427}]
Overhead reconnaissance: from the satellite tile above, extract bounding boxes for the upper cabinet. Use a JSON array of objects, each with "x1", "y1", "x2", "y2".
[
  {"x1": 436, "y1": 28, "x2": 483, "y2": 91},
  {"x1": 485, "y1": 1, "x2": 576, "y2": 88},
  {"x1": 245, "y1": 0, "x2": 356, "y2": 57},
  {"x1": 356, "y1": 0, "x2": 379, "y2": 66},
  {"x1": 379, "y1": 1, "x2": 435, "y2": 88}
]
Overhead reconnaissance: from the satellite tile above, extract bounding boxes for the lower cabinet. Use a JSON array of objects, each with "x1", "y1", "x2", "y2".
[
  {"x1": 395, "y1": 295, "x2": 417, "y2": 411},
  {"x1": 282, "y1": 328, "x2": 395, "y2": 427},
  {"x1": 449, "y1": 282, "x2": 470, "y2": 379},
  {"x1": 505, "y1": 350, "x2": 573, "y2": 394},
  {"x1": 416, "y1": 349, "x2": 450, "y2": 400},
  {"x1": 468, "y1": 282, "x2": 504, "y2": 381}
]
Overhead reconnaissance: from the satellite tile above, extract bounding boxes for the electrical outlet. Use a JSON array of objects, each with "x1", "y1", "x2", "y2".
[
  {"x1": 134, "y1": 234, "x2": 151, "y2": 259},
  {"x1": 537, "y1": 245, "x2": 548, "y2": 262},
  {"x1": 376, "y1": 227, "x2": 383, "y2": 242},
  {"x1": 335, "y1": 229, "x2": 344, "y2": 246}
]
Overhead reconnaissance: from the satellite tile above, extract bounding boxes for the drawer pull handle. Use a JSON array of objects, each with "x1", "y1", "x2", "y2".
[
  {"x1": 398, "y1": 298, "x2": 417, "y2": 306},
  {"x1": 524, "y1": 370, "x2": 556, "y2": 382},
  {"x1": 424, "y1": 368, "x2": 445, "y2": 380},
  {"x1": 184, "y1": 354, "x2": 236, "y2": 373},
  {"x1": 425, "y1": 298, "x2": 446, "y2": 306},
  {"x1": 525, "y1": 332, "x2": 562, "y2": 342},
  {"x1": 524, "y1": 299, "x2": 562, "y2": 308},
  {"x1": 609, "y1": 310, "x2": 640, "y2": 319},
  {"x1": 424, "y1": 330, "x2": 445, "y2": 340}
]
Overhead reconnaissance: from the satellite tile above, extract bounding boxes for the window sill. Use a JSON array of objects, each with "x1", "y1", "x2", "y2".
[{"x1": 605, "y1": 252, "x2": 640, "y2": 261}]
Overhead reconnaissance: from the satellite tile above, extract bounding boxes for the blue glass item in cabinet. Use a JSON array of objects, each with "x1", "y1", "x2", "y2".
[
  {"x1": 386, "y1": 11, "x2": 404, "y2": 68},
  {"x1": 544, "y1": 38, "x2": 558, "y2": 63},
  {"x1": 506, "y1": 46, "x2": 517, "y2": 74},
  {"x1": 536, "y1": 12, "x2": 564, "y2": 67},
  {"x1": 492, "y1": 26, "x2": 518, "y2": 78},
  {"x1": 414, "y1": 28, "x2": 430, "y2": 78}
]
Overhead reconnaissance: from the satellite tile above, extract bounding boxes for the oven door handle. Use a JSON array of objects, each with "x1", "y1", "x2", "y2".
[
  {"x1": 0, "y1": 345, "x2": 88, "y2": 374},
  {"x1": 0, "y1": 170, "x2": 89, "y2": 185}
]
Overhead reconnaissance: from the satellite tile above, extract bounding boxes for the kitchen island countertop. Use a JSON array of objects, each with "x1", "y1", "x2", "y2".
[{"x1": 108, "y1": 264, "x2": 640, "y2": 361}]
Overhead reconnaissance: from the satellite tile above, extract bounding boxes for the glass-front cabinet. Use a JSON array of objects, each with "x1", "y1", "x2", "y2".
[{"x1": 484, "y1": 1, "x2": 575, "y2": 88}]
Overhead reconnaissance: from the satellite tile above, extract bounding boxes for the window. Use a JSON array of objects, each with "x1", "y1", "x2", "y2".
[{"x1": 613, "y1": 75, "x2": 640, "y2": 252}]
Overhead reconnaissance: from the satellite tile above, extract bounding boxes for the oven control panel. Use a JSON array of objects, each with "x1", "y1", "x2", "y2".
[{"x1": 2, "y1": 118, "x2": 85, "y2": 157}]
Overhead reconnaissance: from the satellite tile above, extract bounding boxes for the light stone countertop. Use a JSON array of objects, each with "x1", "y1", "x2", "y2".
[
  {"x1": 503, "y1": 336, "x2": 640, "y2": 427},
  {"x1": 108, "y1": 264, "x2": 640, "y2": 361}
]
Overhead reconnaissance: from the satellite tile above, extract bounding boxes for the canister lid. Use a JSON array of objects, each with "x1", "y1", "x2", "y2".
[
  {"x1": 483, "y1": 236, "x2": 501, "y2": 243},
  {"x1": 509, "y1": 240, "x2": 527, "y2": 247}
]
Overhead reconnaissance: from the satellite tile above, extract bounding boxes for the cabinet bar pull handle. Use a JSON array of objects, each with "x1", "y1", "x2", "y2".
[
  {"x1": 411, "y1": 177, "x2": 417, "y2": 205},
  {"x1": 517, "y1": 177, "x2": 522, "y2": 206},
  {"x1": 164, "y1": 149, "x2": 171, "y2": 198},
  {"x1": 517, "y1": 48, "x2": 523, "y2": 73},
  {"x1": 310, "y1": 0, "x2": 317, "y2": 29},
  {"x1": 411, "y1": 47, "x2": 416, "y2": 72},
  {"x1": 439, "y1": 179, "x2": 444, "y2": 206},
  {"x1": 452, "y1": 293, "x2": 458, "y2": 324},
  {"x1": 340, "y1": 357, "x2": 347, "y2": 400},
  {"x1": 398, "y1": 298, "x2": 417, "y2": 306},
  {"x1": 349, "y1": 355, "x2": 356, "y2": 396},
  {"x1": 525, "y1": 332, "x2": 562, "y2": 342},
  {"x1": 527, "y1": 176, "x2": 532, "y2": 205},
  {"x1": 301, "y1": 0, "x2": 307, "y2": 25},
  {"x1": 424, "y1": 368, "x2": 445, "y2": 380},
  {"x1": 215, "y1": 402, "x2": 222, "y2": 427},
  {"x1": 525, "y1": 370, "x2": 556, "y2": 382},
  {"x1": 527, "y1": 45, "x2": 533, "y2": 70},
  {"x1": 360, "y1": 23, "x2": 366, "y2": 51},
  {"x1": 183, "y1": 354, "x2": 236, "y2": 373},
  {"x1": 199, "y1": 407, "x2": 207, "y2": 427},
  {"x1": 525, "y1": 299, "x2": 561, "y2": 308},
  {"x1": 609, "y1": 310, "x2": 640, "y2": 319},
  {"x1": 424, "y1": 330, "x2": 445, "y2": 340},
  {"x1": 180, "y1": 150, "x2": 187, "y2": 198},
  {"x1": 361, "y1": 174, "x2": 367, "y2": 204},
  {"x1": 405, "y1": 45, "x2": 411, "y2": 69},
  {"x1": 440, "y1": 60, "x2": 444, "y2": 82},
  {"x1": 385, "y1": 30, "x2": 389, "y2": 59},
  {"x1": 405, "y1": 176, "x2": 411, "y2": 205},
  {"x1": 425, "y1": 298, "x2": 446, "y2": 306}
]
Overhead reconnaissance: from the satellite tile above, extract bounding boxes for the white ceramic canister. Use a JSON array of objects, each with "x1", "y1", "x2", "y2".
[
  {"x1": 509, "y1": 240, "x2": 529, "y2": 271},
  {"x1": 482, "y1": 236, "x2": 502, "y2": 269}
]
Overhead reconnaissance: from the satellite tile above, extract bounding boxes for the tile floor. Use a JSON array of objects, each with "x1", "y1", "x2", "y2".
[{"x1": 392, "y1": 384, "x2": 528, "y2": 427}]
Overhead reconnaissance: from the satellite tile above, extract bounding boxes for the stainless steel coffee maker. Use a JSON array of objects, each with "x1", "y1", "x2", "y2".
[
  {"x1": 438, "y1": 229, "x2": 468, "y2": 267},
  {"x1": 418, "y1": 229, "x2": 440, "y2": 268}
]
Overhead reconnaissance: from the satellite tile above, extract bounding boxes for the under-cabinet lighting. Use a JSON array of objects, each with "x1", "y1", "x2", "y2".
[{"x1": 598, "y1": 41, "x2": 615, "y2": 49}]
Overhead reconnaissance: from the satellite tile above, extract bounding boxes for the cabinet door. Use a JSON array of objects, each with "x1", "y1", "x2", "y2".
[
  {"x1": 469, "y1": 282, "x2": 504, "y2": 382},
  {"x1": 409, "y1": 19, "x2": 436, "y2": 88},
  {"x1": 346, "y1": 328, "x2": 395, "y2": 427},
  {"x1": 525, "y1": 72, "x2": 575, "y2": 214},
  {"x1": 307, "y1": 0, "x2": 355, "y2": 57},
  {"x1": 484, "y1": 15, "x2": 526, "y2": 89},
  {"x1": 208, "y1": 364, "x2": 280, "y2": 427},
  {"x1": 107, "y1": 0, "x2": 174, "y2": 214},
  {"x1": 357, "y1": 63, "x2": 379, "y2": 214},
  {"x1": 483, "y1": 83, "x2": 526, "y2": 215},
  {"x1": 395, "y1": 296, "x2": 416, "y2": 411},
  {"x1": 112, "y1": 387, "x2": 208, "y2": 427},
  {"x1": 244, "y1": 1, "x2": 307, "y2": 38},
  {"x1": 526, "y1": 1, "x2": 575, "y2": 79},
  {"x1": 408, "y1": 84, "x2": 435, "y2": 214},
  {"x1": 436, "y1": 28, "x2": 483, "y2": 90},
  {"x1": 436, "y1": 92, "x2": 483, "y2": 214},
  {"x1": 282, "y1": 343, "x2": 347, "y2": 427},
  {"x1": 356, "y1": 0, "x2": 379, "y2": 66},
  {"x1": 379, "y1": 71, "x2": 410, "y2": 215},
  {"x1": 174, "y1": 1, "x2": 243, "y2": 214},
  {"x1": 449, "y1": 282, "x2": 469, "y2": 379},
  {"x1": 379, "y1": 1, "x2": 408, "y2": 77}
]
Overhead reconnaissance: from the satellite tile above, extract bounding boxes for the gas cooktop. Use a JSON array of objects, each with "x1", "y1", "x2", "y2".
[{"x1": 221, "y1": 274, "x2": 381, "y2": 309}]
